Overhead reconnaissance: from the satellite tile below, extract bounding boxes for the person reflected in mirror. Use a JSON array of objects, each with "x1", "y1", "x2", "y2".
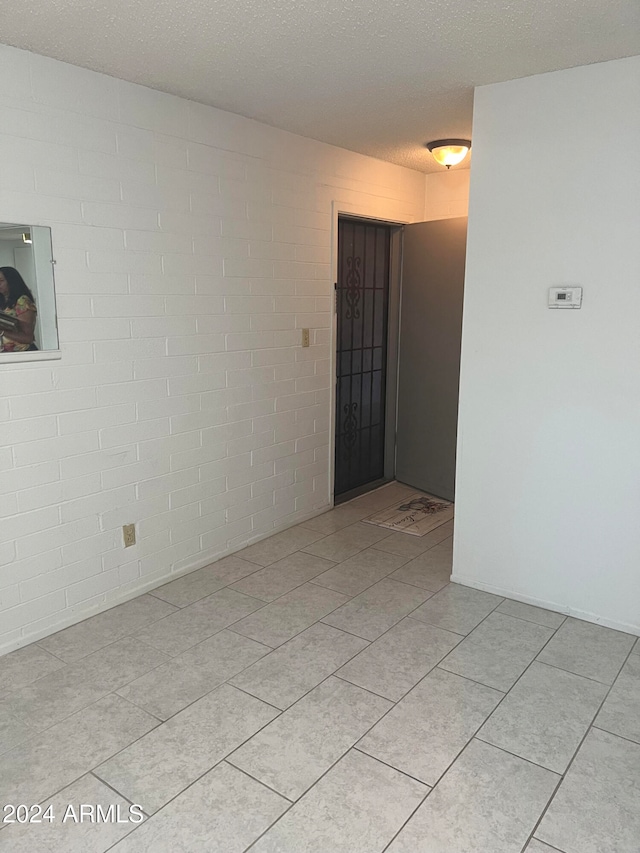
[{"x1": 0, "y1": 266, "x2": 38, "y2": 352}]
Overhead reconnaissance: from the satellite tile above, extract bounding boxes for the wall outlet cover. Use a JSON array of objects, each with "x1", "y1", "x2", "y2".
[{"x1": 123, "y1": 524, "x2": 136, "y2": 547}]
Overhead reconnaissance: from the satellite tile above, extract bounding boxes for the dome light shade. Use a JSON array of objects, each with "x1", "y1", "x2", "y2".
[{"x1": 425, "y1": 139, "x2": 471, "y2": 169}]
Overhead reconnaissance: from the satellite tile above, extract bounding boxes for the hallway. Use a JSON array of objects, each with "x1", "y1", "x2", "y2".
[{"x1": 1, "y1": 482, "x2": 638, "y2": 852}]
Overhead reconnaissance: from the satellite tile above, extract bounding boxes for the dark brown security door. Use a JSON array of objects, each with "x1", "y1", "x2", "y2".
[{"x1": 335, "y1": 218, "x2": 392, "y2": 498}]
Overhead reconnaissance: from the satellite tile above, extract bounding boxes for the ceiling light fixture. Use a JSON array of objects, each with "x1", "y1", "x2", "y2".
[
  {"x1": 425, "y1": 139, "x2": 471, "y2": 169},
  {"x1": 22, "y1": 232, "x2": 32, "y2": 244}
]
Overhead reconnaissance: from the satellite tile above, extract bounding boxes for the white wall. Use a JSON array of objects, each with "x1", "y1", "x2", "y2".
[
  {"x1": 0, "y1": 44, "x2": 426, "y2": 654},
  {"x1": 453, "y1": 55, "x2": 640, "y2": 635},
  {"x1": 0, "y1": 240, "x2": 23, "y2": 266},
  {"x1": 424, "y1": 169, "x2": 469, "y2": 220}
]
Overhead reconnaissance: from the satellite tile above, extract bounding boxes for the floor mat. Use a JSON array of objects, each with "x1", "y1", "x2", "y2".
[{"x1": 362, "y1": 492, "x2": 453, "y2": 536}]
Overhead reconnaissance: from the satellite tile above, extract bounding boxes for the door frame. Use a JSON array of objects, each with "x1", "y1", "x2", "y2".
[{"x1": 329, "y1": 201, "x2": 408, "y2": 506}]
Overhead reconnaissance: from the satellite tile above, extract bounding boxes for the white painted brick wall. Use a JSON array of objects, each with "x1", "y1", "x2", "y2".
[
  {"x1": 0, "y1": 43, "x2": 426, "y2": 654},
  {"x1": 424, "y1": 170, "x2": 470, "y2": 220}
]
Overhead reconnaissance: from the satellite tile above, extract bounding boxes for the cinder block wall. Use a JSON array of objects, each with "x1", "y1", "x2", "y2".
[
  {"x1": 0, "y1": 44, "x2": 426, "y2": 654},
  {"x1": 424, "y1": 170, "x2": 470, "y2": 220}
]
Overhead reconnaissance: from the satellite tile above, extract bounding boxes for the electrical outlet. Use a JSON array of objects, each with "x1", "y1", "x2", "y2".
[
  {"x1": 123, "y1": 523, "x2": 136, "y2": 547},
  {"x1": 301, "y1": 328, "x2": 310, "y2": 348}
]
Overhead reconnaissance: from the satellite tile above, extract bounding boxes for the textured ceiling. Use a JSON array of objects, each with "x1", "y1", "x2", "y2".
[{"x1": 1, "y1": 0, "x2": 639, "y2": 172}]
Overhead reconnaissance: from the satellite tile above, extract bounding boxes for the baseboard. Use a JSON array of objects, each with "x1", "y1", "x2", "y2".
[
  {"x1": 168, "y1": 503, "x2": 331, "y2": 582},
  {"x1": 0, "y1": 503, "x2": 332, "y2": 658},
  {"x1": 451, "y1": 573, "x2": 640, "y2": 638}
]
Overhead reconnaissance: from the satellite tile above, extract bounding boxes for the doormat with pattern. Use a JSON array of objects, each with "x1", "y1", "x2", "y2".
[{"x1": 363, "y1": 492, "x2": 454, "y2": 536}]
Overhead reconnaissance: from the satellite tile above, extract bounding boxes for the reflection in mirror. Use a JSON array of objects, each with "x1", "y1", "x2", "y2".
[{"x1": 0, "y1": 222, "x2": 58, "y2": 355}]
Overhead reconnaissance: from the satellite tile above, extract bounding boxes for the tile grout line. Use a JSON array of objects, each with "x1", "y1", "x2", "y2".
[
  {"x1": 381, "y1": 576, "x2": 451, "y2": 595},
  {"x1": 322, "y1": 573, "x2": 451, "y2": 640},
  {"x1": 0, "y1": 768, "x2": 149, "y2": 838},
  {"x1": 432, "y1": 663, "x2": 508, "y2": 693},
  {"x1": 0, "y1": 591, "x2": 571, "y2": 740},
  {"x1": 8, "y1": 523, "x2": 437, "y2": 710},
  {"x1": 469, "y1": 736, "x2": 564, "y2": 777},
  {"x1": 32, "y1": 644, "x2": 69, "y2": 664},
  {"x1": 98, "y1": 591, "x2": 621, "y2": 851},
  {"x1": 229, "y1": 559, "x2": 342, "y2": 603},
  {"x1": 109, "y1": 633, "x2": 275, "y2": 718},
  {"x1": 378, "y1": 753, "x2": 447, "y2": 853},
  {"x1": 238, "y1": 741, "x2": 413, "y2": 852},
  {"x1": 232, "y1": 566, "x2": 349, "y2": 605},
  {"x1": 405, "y1": 612, "x2": 465, "y2": 633},
  {"x1": 221, "y1": 759, "x2": 295, "y2": 805},
  {"x1": 124, "y1": 591, "x2": 277, "y2": 658},
  {"x1": 228, "y1": 683, "x2": 284, "y2": 712},
  {"x1": 149, "y1": 562, "x2": 273, "y2": 609},
  {"x1": 369, "y1": 534, "x2": 451, "y2": 560},
  {"x1": 299, "y1": 525, "x2": 394, "y2": 563},
  {"x1": 305, "y1": 563, "x2": 417, "y2": 600},
  {"x1": 351, "y1": 744, "x2": 434, "y2": 790},
  {"x1": 226, "y1": 627, "x2": 376, "y2": 710},
  {"x1": 0, "y1": 695, "x2": 167, "y2": 845},
  {"x1": 590, "y1": 725, "x2": 640, "y2": 747},
  {"x1": 225, "y1": 759, "x2": 298, "y2": 818},
  {"x1": 328, "y1": 616, "x2": 465, "y2": 704},
  {"x1": 87, "y1": 769, "x2": 150, "y2": 813},
  {"x1": 529, "y1": 656, "x2": 617, "y2": 686},
  {"x1": 129, "y1": 562, "x2": 361, "y2": 663},
  {"x1": 6, "y1": 612, "x2": 281, "y2": 736},
  {"x1": 444, "y1": 610, "x2": 570, "y2": 736},
  {"x1": 6, "y1": 496, "x2": 639, "y2": 851},
  {"x1": 111, "y1": 549, "x2": 458, "y2": 752},
  {"x1": 524, "y1": 841, "x2": 567, "y2": 853},
  {"x1": 123, "y1": 578, "x2": 362, "y2": 735},
  {"x1": 237, "y1": 527, "x2": 331, "y2": 561},
  {"x1": 380, "y1": 798, "x2": 430, "y2": 853},
  {"x1": 241, "y1": 742, "x2": 436, "y2": 853},
  {"x1": 332, "y1": 672, "x2": 401, "y2": 704},
  {"x1": 223, "y1": 567, "x2": 370, "y2": 648},
  {"x1": 519, "y1": 642, "x2": 635, "y2": 852},
  {"x1": 431, "y1": 606, "x2": 572, "y2": 694},
  {"x1": 227, "y1": 576, "x2": 460, "y2": 725},
  {"x1": 379, "y1": 717, "x2": 561, "y2": 853},
  {"x1": 319, "y1": 590, "x2": 449, "y2": 643},
  {"x1": 0, "y1": 684, "x2": 165, "y2": 759},
  {"x1": 146, "y1": 540, "x2": 333, "y2": 608},
  {"x1": 95, "y1": 689, "x2": 289, "y2": 847},
  {"x1": 228, "y1": 668, "x2": 385, "y2": 729},
  {"x1": 224, "y1": 660, "x2": 420, "y2": 832},
  {"x1": 376, "y1": 615, "x2": 570, "y2": 851},
  {"x1": 24, "y1": 618, "x2": 184, "y2": 694},
  {"x1": 495, "y1": 607, "x2": 568, "y2": 631},
  {"x1": 406, "y1": 585, "x2": 505, "y2": 644},
  {"x1": 35, "y1": 600, "x2": 182, "y2": 652}
]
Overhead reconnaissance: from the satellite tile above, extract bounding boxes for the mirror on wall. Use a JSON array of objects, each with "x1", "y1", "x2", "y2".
[{"x1": 0, "y1": 222, "x2": 59, "y2": 356}]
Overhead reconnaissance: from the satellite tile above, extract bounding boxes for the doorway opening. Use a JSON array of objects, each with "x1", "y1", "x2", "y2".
[
  {"x1": 333, "y1": 214, "x2": 467, "y2": 508},
  {"x1": 334, "y1": 216, "x2": 401, "y2": 503}
]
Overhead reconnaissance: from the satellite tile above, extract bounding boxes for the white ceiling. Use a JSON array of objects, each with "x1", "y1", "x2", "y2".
[{"x1": 2, "y1": 0, "x2": 639, "y2": 172}]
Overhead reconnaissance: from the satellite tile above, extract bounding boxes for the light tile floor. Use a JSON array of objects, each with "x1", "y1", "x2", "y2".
[{"x1": 1, "y1": 481, "x2": 639, "y2": 852}]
